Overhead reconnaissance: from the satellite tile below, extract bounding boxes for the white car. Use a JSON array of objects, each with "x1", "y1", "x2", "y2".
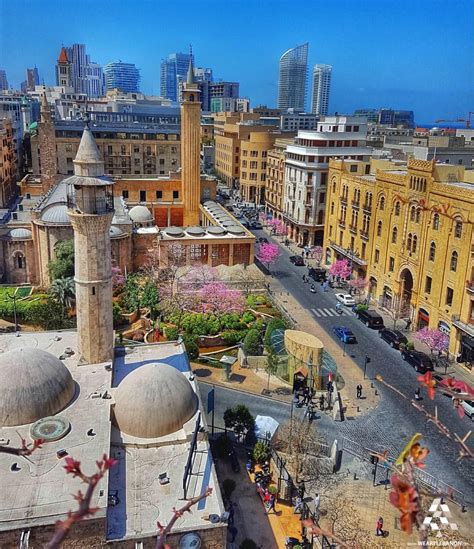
[
  {"x1": 335, "y1": 293, "x2": 356, "y2": 306},
  {"x1": 462, "y1": 399, "x2": 474, "y2": 420}
]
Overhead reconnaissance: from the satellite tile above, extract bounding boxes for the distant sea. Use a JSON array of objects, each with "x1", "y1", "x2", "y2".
[{"x1": 418, "y1": 122, "x2": 467, "y2": 129}]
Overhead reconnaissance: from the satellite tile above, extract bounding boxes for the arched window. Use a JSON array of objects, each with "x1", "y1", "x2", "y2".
[
  {"x1": 410, "y1": 206, "x2": 416, "y2": 221},
  {"x1": 14, "y1": 253, "x2": 25, "y2": 269},
  {"x1": 454, "y1": 220, "x2": 462, "y2": 238},
  {"x1": 332, "y1": 180, "x2": 336, "y2": 193},
  {"x1": 330, "y1": 202, "x2": 334, "y2": 214},
  {"x1": 394, "y1": 201, "x2": 400, "y2": 216},
  {"x1": 379, "y1": 196, "x2": 385, "y2": 211},
  {"x1": 450, "y1": 251, "x2": 458, "y2": 272},
  {"x1": 377, "y1": 220, "x2": 382, "y2": 237},
  {"x1": 189, "y1": 93, "x2": 195, "y2": 102},
  {"x1": 391, "y1": 227, "x2": 397, "y2": 244},
  {"x1": 407, "y1": 233, "x2": 412, "y2": 251},
  {"x1": 317, "y1": 210, "x2": 324, "y2": 225},
  {"x1": 412, "y1": 235, "x2": 417, "y2": 253},
  {"x1": 429, "y1": 242, "x2": 436, "y2": 261},
  {"x1": 433, "y1": 213, "x2": 440, "y2": 230},
  {"x1": 415, "y1": 208, "x2": 421, "y2": 223}
]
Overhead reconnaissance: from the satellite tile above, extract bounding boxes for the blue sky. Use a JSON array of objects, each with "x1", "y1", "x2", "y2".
[{"x1": 0, "y1": 0, "x2": 472, "y2": 123}]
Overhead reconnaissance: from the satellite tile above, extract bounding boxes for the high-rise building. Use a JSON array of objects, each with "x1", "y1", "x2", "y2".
[
  {"x1": 56, "y1": 47, "x2": 72, "y2": 88},
  {"x1": 311, "y1": 64, "x2": 332, "y2": 116},
  {"x1": 64, "y1": 43, "x2": 105, "y2": 97},
  {"x1": 104, "y1": 62, "x2": 140, "y2": 93},
  {"x1": 277, "y1": 43, "x2": 308, "y2": 111},
  {"x1": 0, "y1": 70, "x2": 8, "y2": 91},
  {"x1": 378, "y1": 109, "x2": 415, "y2": 128},
  {"x1": 160, "y1": 52, "x2": 193, "y2": 102},
  {"x1": 26, "y1": 67, "x2": 40, "y2": 92}
]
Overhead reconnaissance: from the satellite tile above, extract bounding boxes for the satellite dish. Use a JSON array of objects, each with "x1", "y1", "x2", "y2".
[{"x1": 179, "y1": 532, "x2": 201, "y2": 548}]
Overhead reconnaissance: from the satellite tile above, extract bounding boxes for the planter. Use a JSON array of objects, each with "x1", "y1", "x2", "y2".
[{"x1": 197, "y1": 334, "x2": 226, "y2": 347}]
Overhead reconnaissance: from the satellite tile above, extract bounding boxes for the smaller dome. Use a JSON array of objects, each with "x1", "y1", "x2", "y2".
[
  {"x1": 113, "y1": 363, "x2": 198, "y2": 438},
  {"x1": 41, "y1": 204, "x2": 70, "y2": 224},
  {"x1": 207, "y1": 226, "x2": 226, "y2": 235},
  {"x1": 186, "y1": 226, "x2": 206, "y2": 237},
  {"x1": 226, "y1": 225, "x2": 246, "y2": 235},
  {"x1": 129, "y1": 205, "x2": 153, "y2": 223},
  {"x1": 203, "y1": 201, "x2": 216, "y2": 207},
  {"x1": 109, "y1": 226, "x2": 124, "y2": 238},
  {"x1": 164, "y1": 226, "x2": 185, "y2": 238},
  {"x1": 9, "y1": 228, "x2": 32, "y2": 240}
]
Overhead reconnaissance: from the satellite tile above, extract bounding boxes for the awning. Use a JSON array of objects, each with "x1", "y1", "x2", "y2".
[
  {"x1": 294, "y1": 366, "x2": 309, "y2": 378},
  {"x1": 254, "y1": 415, "x2": 279, "y2": 440}
]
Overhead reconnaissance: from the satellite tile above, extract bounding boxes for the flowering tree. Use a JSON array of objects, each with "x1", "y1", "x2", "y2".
[
  {"x1": 414, "y1": 327, "x2": 449, "y2": 355},
  {"x1": 348, "y1": 277, "x2": 368, "y2": 297},
  {"x1": 310, "y1": 245, "x2": 323, "y2": 264},
  {"x1": 112, "y1": 266, "x2": 125, "y2": 290},
  {"x1": 259, "y1": 211, "x2": 267, "y2": 224},
  {"x1": 195, "y1": 281, "x2": 246, "y2": 316},
  {"x1": 329, "y1": 258, "x2": 351, "y2": 280},
  {"x1": 257, "y1": 242, "x2": 280, "y2": 271},
  {"x1": 268, "y1": 218, "x2": 287, "y2": 237}
]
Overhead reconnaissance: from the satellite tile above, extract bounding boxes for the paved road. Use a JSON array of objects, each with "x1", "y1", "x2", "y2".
[{"x1": 250, "y1": 228, "x2": 474, "y2": 501}]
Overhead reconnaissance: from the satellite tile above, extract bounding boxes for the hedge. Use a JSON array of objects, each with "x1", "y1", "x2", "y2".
[{"x1": 0, "y1": 294, "x2": 49, "y2": 323}]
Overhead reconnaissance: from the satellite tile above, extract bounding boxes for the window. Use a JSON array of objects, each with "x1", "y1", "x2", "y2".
[
  {"x1": 350, "y1": 165, "x2": 357, "y2": 173},
  {"x1": 15, "y1": 254, "x2": 25, "y2": 269},
  {"x1": 140, "y1": 190, "x2": 146, "y2": 202},
  {"x1": 389, "y1": 257, "x2": 395, "y2": 271},
  {"x1": 156, "y1": 190, "x2": 162, "y2": 199},
  {"x1": 446, "y1": 287, "x2": 454, "y2": 306},
  {"x1": 391, "y1": 227, "x2": 397, "y2": 244},
  {"x1": 122, "y1": 190, "x2": 129, "y2": 199},
  {"x1": 379, "y1": 196, "x2": 385, "y2": 210},
  {"x1": 412, "y1": 235, "x2": 417, "y2": 253},
  {"x1": 320, "y1": 172, "x2": 327, "y2": 185},
  {"x1": 433, "y1": 213, "x2": 440, "y2": 230},
  {"x1": 320, "y1": 192, "x2": 326, "y2": 203},
  {"x1": 450, "y1": 251, "x2": 458, "y2": 272},
  {"x1": 377, "y1": 220, "x2": 382, "y2": 236},
  {"x1": 407, "y1": 233, "x2": 412, "y2": 250},
  {"x1": 374, "y1": 249, "x2": 380, "y2": 263},
  {"x1": 353, "y1": 126, "x2": 359, "y2": 132},
  {"x1": 429, "y1": 242, "x2": 436, "y2": 261},
  {"x1": 330, "y1": 202, "x2": 334, "y2": 214},
  {"x1": 173, "y1": 190, "x2": 179, "y2": 199},
  {"x1": 425, "y1": 276, "x2": 432, "y2": 294},
  {"x1": 394, "y1": 202, "x2": 400, "y2": 216},
  {"x1": 415, "y1": 208, "x2": 421, "y2": 223},
  {"x1": 332, "y1": 180, "x2": 336, "y2": 192},
  {"x1": 454, "y1": 220, "x2": 462, "y2": 238},
  {"x1": 365, "y1": 165, "x2": 370, "y2": 175},
  {"x1": 410, "y1": 206, "x2": 416, "y2": 221},
  {"x1": 361, "y1": 242, "x2": 366, "y2": 258}
]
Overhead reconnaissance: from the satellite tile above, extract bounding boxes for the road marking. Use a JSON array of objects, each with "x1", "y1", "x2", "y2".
[
  {"x1": 323, "y1": 308, "x2": 334, "y2": 316},
  {"x1": 311, "y1": 308, "x2": 322, "y2": 317}
]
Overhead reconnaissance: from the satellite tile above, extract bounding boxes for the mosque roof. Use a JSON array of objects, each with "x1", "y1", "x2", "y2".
[
  {"x1": 129, "y1": 205, "x2": 153, "y2": 223},
  {"x1": 8, "y1": 228, "x2": 32, "y2": 240},
  {"x1": 40, "y1": 204, "x2": 70, "y2": 224}
]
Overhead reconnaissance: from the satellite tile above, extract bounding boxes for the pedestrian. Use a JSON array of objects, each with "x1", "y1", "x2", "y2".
[
  {"x1": 376, "y1": 516, "x2": 384, "y2": 536},
  {"x1": 405, "y1": 319, "x2": 412, "y2": 330},
  {"x1": 307, "y1": 402, "x2": 314, "y2": 421},
  {"x1": 356, "y1": 384, "x2": 363, "y2": 399},
  {"x1": 414, "y1": 388, "x2": 421, "y2": 400},
  {"x1": 293, "y1": 495, "x2": 303, "y2": 514},
  {"x1": 267, "y1": 494, "x2": 277, "y2": 513},
  {"x1": 314, "y1": 493, "x2": 320, "y2": 517},
  {"x1": 319, "y1": 393, "x2": 325, "y2": 411}
]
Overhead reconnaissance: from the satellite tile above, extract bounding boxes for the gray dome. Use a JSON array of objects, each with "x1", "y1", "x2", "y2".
[
  {"x1": 129, "y1": 205, "x2": 153, "y2": 223},
  {"x1": 227, "y1": 225, "x2": 246, "y2": 235},
  {"x1": 113, "y1": 362, "x2": 198, "y2": 438},
  {"x1": 207, "y1": 226, "x2": 226, "y2": 235},
  {"x1": 9, "y1": 228, "x2": 32, "y2": 240},
  {"x1": 186, "y1": 226, "x2": 206, "y2": 237},
  {"x1": 164, "y1": 226, "x2": 184, "y2": 237},
  {"x1": 0, "y1": 348, "x2": 75, "y2": 427},
  {"x1": 41, "y1": 204, "x2": 70, "y2": 224},
  {"x1": 109, "y1": 226, "x2": 124, "y2": 238}
]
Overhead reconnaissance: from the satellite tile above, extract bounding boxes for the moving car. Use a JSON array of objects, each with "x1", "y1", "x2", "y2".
[
  {"x1": 252, "y1": 222, "x2": 263, "y2": 229},
  {"x1": 400, "y1": 349, "x2": 434, "y2": 373},
  {"x1": 308, "y1": 268, "x2": 327, "y2": 282},
  {"x1": 357, "y1": 309, "x2": 385, "y2": 329},
  {"x1": 333, "y1": 326, "x2": 357, "y2": 343},
  {"x1": 461, "y1": 400, "x2": 474, "y2": 420},
  {"x1": 335, "y1": 293, "x2": 356, "y2": 306},
  {"x1": 290, "y1": 255, "x2": 305, "y2": 266},
  {"x1": 379, "y1": 328, "x2": 408, "y2": 349}
]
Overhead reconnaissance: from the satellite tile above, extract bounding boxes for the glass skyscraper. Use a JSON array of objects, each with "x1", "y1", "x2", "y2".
[
  {"x1": 277, "y1": 43, "x2": 308, "y2": 111},
  {"x1": 104, "y1": 62, "x2": 140, "y2": 93},
  {"x1": 311, "y1": 64, "x2": 332, "y2": 116},
  {"x1": 160, "y1": 52, "x2": 193, "y2": 102}
]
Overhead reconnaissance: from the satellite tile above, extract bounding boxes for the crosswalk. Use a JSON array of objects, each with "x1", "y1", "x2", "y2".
[{"x1": 311, "y1": 307, "x2": 351, "y2": 318}]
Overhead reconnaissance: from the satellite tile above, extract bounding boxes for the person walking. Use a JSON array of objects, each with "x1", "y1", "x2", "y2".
[
  {"x1": 414, "y1": 388, "x2": 421, "y2": 400},
  {"x1": 356, "y1": 384, "x2": 363, "y2": 399},
  {"x1": 293, "y1": 495, "x2": 303, "y2": 514},
  {"x1": 319, "y1": 393, "x2": 325, "y2": 411},
  {"x1": 314, "y1": 493, "x2": 321, "y2": 520},
  {"x1": 376, "y1": 516, "x2": 384, "y2": 536},
  {"x1": 267, "y1": 494, "x2": 277, "y2": 513}
]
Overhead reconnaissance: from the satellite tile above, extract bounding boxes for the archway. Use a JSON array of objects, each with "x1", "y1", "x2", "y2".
[
  {"x1": 417, "y1": 308, "x2": 430, "y2": 330},
  {"x1": 399, "y1": 268, "x2": 413, "y2": 310}
]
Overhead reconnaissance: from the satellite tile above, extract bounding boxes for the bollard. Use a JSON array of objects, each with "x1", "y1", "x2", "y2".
[
  {"x1": 353, "y1": 473, "x2": 358, "y2": 480},
  {"x1": 357, "y1": 406, "x2": 360, "y2": 413},
  {"x1": 375, "y1": 390, "x2": 378, "y2": 396},
  {"x1": 371, "y1": 382, "x2": 374, "y2": 389}
]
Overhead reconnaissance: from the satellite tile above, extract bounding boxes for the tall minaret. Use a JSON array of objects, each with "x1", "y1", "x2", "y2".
[
  {"x1": 66, "y1": 125, "x2": 114, "y2": 364},
  {"x1": 56, "y1": 47, "x2": 72, "y2": 88},
  {"x1": 180, "y1": 53, "x2": 201, "y2": 226},
  {"x1": 38, "y1": 93, "x2": 58, "y2": 194}
]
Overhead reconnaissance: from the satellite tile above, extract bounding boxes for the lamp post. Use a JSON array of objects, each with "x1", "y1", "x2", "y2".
[
  {"x1": 6, "y1": 291, "x2": 19, "y2": 334},
  {"x1": 363, "y1": 355, "x2": 371, "y2": 379}
]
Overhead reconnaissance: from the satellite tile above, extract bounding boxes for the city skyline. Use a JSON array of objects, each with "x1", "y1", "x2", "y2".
[{"x1": 0, "y1": 0, "x2": 472, "y2": 123}]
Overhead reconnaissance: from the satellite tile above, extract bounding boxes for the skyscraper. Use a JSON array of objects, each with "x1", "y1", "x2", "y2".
[
  {"x1": 311, "y1": 64, "x2": 332, "y2": 116},
  {"x1": 277, "y1": 43, "x2": 308, "y2": 111},
  {"x1": 160, "y1": 52, "x2": 193, "y2": 102},
  {"x1": 64, "y1": 43, "x2": 105, "y2": 97},
  {"x1": 0, "y1": 70, "x2": 8, "y2": 91},
  {"x1": 26, "y1": 67, "x2": 40, "y2": 91},
  {"x1": 104, "y1": 62, "x2": 140, "y2": 93}
]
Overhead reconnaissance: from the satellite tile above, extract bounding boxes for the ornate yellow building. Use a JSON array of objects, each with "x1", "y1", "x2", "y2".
[
  {"x1": 324, "y1": 158, "x2": 474, "y2": 364},
  {"x1": 265, "y1": 138, "x2": 293, "y2": 220}
]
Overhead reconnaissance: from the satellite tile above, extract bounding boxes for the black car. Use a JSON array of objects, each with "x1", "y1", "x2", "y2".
[
  {"x1": 357, "y1": 309, "x2": 385, "y2": 329},
  {"x1": 290, "y1": 255, "x2": 305, "y2": 266},
  {"x1": 379, "y1": 328, "x2": 408, "y2": 349},
  {"x1": 258, "y1": 237, "x2": 269, "y2": 244},
  {"x1": 401, "y1": 350, "x2": 434, "y2": 373},
  {"x1": 308, "y1": 268, "x2": 327, "y2": 282}
]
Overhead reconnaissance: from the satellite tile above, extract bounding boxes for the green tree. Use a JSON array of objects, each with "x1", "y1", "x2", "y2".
[
  {"x1": 29, "y1": 296, "x2": 73, "y2": 330},
  {"x1": 182, "y1": 335, "x2": 199, "y2": 360},
  {"x1": 49, "y1": 277, "x2": 75, "y2": 320},
  {"x1": 141, "y1": 279, "x2": 160, "y2": 319},
  {"x1": 223, "y1": 404, "x2": 255, "y2": 440},
  {"x1": 243, "y1": 329, "x2": 261, "y2": 356},
  {"x1": 48, "y1": 240, "x2": 74, "y2": 280},
  {"x1": 265, "y1": 347, "x2": 279, "y2": 392},
  {"x1": 123, "y1": 274, "x2": 141, "y2": 313},
  {"x1": 252, "y1": 440, "x2": 270, "y2": 465},
  {"x1": 264, "y1": 317, "x2": 286, "y2": 350}
]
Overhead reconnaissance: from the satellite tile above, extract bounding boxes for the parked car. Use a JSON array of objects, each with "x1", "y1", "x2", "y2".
[
  {"x1": 335, "y1": 293, "x2": 356, "y2": 306},
  {"x1": 258, "y1": 237, "x2": 269, "y2": 244},
  {"x1": 333, "y1": 326, "x2": 357, "y2": 344},
  {"x1": 379, "y1": 328, "x2": 408, "y2": 349},
  {"x1": 357, "y1": 309, "x2": 385, "y2": 329},
  {"x1": 289, "y1": 255, "x2": 305, "y2": 266},
  {"x1": 461, "y1": 400, "x2": 474, "y2": 420},
  {"x1": 253, "y1": 222, "x2": 263, "y2": 229},
  {"x1": 308, "y1": 268, "x2": 327, "y2": 282},
  {"x1": 400, "y1": 350, "x2": 434, "y2": 373}
]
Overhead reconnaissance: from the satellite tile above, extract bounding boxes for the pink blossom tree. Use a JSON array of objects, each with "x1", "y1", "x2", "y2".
[
  {"x1": 195, "y1": 281, "x2": 246, "y2": 316},
  {"x1": 112, "y1": 266, "x2": 125, "y2": 292},
  {"x1": 348, "y1": 277, "x2": 368, "y2": 296},
  {"x1": 310, "y1": 245, "x2": 323, "y2": 264},
  {"x1": 329, "y1": 258, "x2": 351, "y2": 280},
  {"x1": 257, "y1": 242, "x2": 280, "y2": 271},
  {"x1": 414, "y1": 327, "x2": 449, "y2": 355},
  {"x1": 259, "y1": 211, "x2": 267, "y2": 224}
]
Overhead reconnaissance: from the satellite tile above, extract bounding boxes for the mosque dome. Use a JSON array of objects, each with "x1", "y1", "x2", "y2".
[
  {"x1": 0, "y1": 348, "x2": 75, "y2": 427},
  {"x1": 8, "y1": 228, "x2": 32, "y2": 240},
  {"x1": 41, "y1": 204, "x2": 70, "y2": 224},
  {"x1": 109, "y1": 226, "x2": 125, "y2": 238},
  {"x1": 129, "y1": 205, "x2": 153, "y2": 223},
  {"x1": 113, "y1": 362, "x2": 198, "y2": 438}
]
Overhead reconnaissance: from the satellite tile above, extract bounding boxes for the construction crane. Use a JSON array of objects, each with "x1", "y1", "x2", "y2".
[{"x1": 435, "y1": 112, "x2": 473, "y2": 129}]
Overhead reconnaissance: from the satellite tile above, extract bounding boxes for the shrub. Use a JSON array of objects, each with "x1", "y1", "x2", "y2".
[
  {"x1": 164, "y1": 326, "x2": 179, "y2": 341},
  {"x1": 240, "y1": 539, "x2": 258, "y2": 549},
  {"x1": 406, "y1": 341, "x2": 415, "y2": 351},
  {"x1": 252, "y1": 440, "x2": 270, "y2": 465},
  {"x1": 243, "y1": 329, "x2": 261, "y2": 356},
  {"x1": 354, "y1": 303, "x2": 368, "y2": 313},
  {"x1": 112, "y1": 302, "x2": 123, "y2": 328},
  {"x1": 264, "y1": 317, "x2": 286, "y2": 349},
  {"x1": 224, "y1": 404, "x2": 255, "y2": 439},
  {"x1": 268, "y1": 485, "x2": 278, "y2": 495},
  {"x1": 222, "y1": 330, "x2": 245, "y2": 345},
  {"x1": 183, "y1": 335, "x2": 199, "y2": 360},
  {"x1": 242, "y1": 311, "x2": 255, "y2": 324},
  {"x1": 222, "y1": 478, "x2": 236, "y2": 500},
  {"x1": 48, "y1": 240, "x2": 74, "y2": 280},
  {"x1": 27, "y1": 296, "x2": 75, "y2": 330}
]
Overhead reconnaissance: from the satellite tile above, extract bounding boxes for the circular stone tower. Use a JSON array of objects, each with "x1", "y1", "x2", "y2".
[{"x1": 66, "y1": 125, "x2": 114, "y2": 364}]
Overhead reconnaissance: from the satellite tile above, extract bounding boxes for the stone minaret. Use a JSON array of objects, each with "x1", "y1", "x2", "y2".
[
  {"x1": 67, "y1": 126, "x2": 114, "y2": 364},
  {"x1": 38, "y1": 93, "x2": 58, "y2": 194},
  {"x1": 56, "y1": 47, "x2": 72, "y2": 88},
  {"x1": 181, "y1": 56, "x2": 201, "y2": 226}
]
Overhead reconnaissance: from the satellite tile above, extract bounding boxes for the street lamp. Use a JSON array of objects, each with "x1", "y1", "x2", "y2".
[
  {"x1": 6, "y1": 291, "x2": 19, "y2": 334},
  {"x1": 363, "y1": 355, "x2": 371, "y2": 379}
]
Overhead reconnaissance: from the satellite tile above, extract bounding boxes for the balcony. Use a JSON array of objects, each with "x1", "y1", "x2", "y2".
[
  {"x1": 329, "y1": 241, "x2": 367, "y2": 266},
  {"x1": 338, "y1": 219, "x2": 346, "y2": 229},
  {"x1": 349, "y1": 224, "x2": 358, "y2": 235},
  {"x1": 359, "y1": 229, "x2": 369, "y2": 240},
  {"x1": 351, "y1": 201, "x2": 360, "y2": 210},
  {"x1": 363, "y1": 203, "x2": 372, "y2": 214}
]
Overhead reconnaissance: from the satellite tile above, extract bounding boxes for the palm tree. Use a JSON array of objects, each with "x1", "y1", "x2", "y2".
[{"x1": 49, "y1": 277, "x2": 75, "y2": 319}]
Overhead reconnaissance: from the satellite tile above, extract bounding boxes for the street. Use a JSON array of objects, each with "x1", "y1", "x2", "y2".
[{"x1": 247, "y1": 227, "x2": 473, "y2": 501}]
